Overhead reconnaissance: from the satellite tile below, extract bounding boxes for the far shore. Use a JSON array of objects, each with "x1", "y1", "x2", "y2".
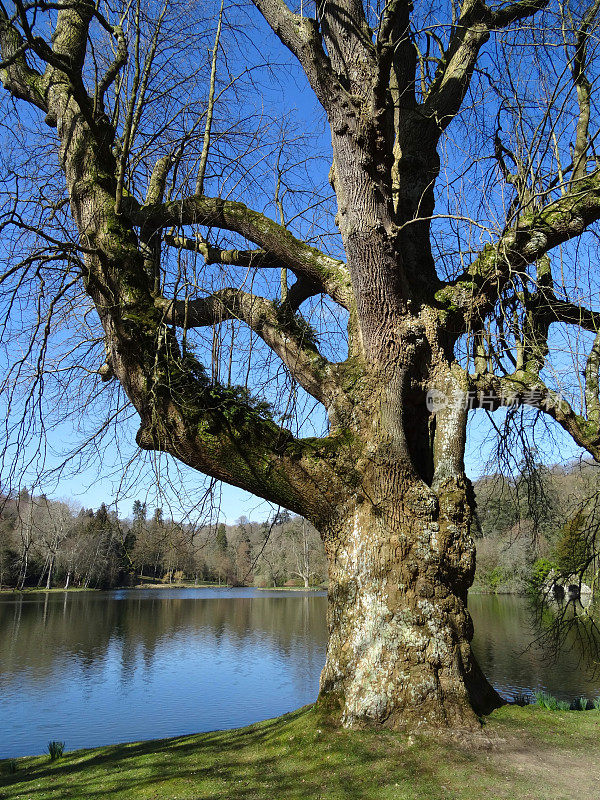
[
  {"x1": 0, "y1": 583, "x2": 531, "y2": 597},
  {"x1": 0, "y1": 582, "x2": 328, "y2": 596}
]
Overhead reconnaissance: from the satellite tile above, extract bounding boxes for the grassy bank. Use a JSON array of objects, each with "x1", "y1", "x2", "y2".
[
  {"x1": 255, "y1": 585, "x2": 326, "y2": 592},
  {"x1": 132, "y1": 581, "x2": 224, "y2": 589},
  {"x1": 2, "y1": 705, "x2": 599, "y2": 800}
]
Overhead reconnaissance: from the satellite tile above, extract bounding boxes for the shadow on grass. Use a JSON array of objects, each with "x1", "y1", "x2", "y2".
[
  {"x1": 0, "y1": 706, "x2": 577, "y2": 800},
  {"x1": 0, "y1": 707, "x2": 447, "y2": 800}
]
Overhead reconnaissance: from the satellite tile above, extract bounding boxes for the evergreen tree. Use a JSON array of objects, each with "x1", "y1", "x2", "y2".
[
  {"x1": 555, "y1": 513, "x2": 593, "y2": 577},
  {"x1": 216, "y1": 523, "x2": 228, "y2": 554}
]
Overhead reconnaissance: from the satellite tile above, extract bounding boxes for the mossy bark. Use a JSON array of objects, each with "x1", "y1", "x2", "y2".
[{"x1": 318, "y1": 453, "x2": 501, "y2": 730}]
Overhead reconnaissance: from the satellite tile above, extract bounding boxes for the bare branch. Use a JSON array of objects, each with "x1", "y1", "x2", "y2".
[
  {"x1": 155, "y1": 288, "x2": 343, "y2": 408},
  {"x1": 195, "y1": 0, "x2": 223, "y2": 196},
  {"x1": 470, "y1": 370, "x2": 600, "y2": 458},
  {"x1": 423, "y1": 0, "x2": 548, "y2": 131},
  {"x1": 136, "y1": 194, "x2": 352, "y2": 308},
  {"x1": 0, "y1": 3, "x2": 47, "y2": 111},
  {"x1": 250, "y1": 0, "x2": 347, "y2": 110},
  {"x1": 567, "y1": 0, "x2": 600, "y2": 184},
  {"x1": 437, "y1": 168, "x2": 600, "y2": 327},
  {"x1": 164, "y1": 233, "x2": 286, "y2": 271},
  {"x1": 95, "y1": 24, "x2": 127, "y2": 112},
  {"x1": 585, "y1": 331, "x2": 600, "y2": 427}
]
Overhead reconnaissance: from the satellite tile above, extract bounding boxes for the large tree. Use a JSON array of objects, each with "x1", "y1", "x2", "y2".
[{"x1": 2, "y1": 0, "x2": 600, "y2": 730}]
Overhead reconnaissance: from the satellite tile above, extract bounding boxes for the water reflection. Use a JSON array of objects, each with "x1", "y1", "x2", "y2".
[
  {"x1": 0, "y1": 589, "x2": 327, "y2": 758},
  {"x1": 469, "y1": 594, "x2": 600, "y2": 702},
  {"x1": 0, "y1": 589, "x2": 599, "y2": 758}
]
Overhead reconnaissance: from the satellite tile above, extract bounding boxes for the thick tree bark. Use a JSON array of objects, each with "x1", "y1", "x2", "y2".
[
  {"x1": 314, "y1": 351, "x2": 502, "y2": 728},
  {"x1": 319, "y1": 481, "x2": 501, "y2": 729}
]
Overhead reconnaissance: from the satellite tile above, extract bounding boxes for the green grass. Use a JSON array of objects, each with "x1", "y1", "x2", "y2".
[{"x1": 1, "y1": 705, "x2": 600, "y2": 800}]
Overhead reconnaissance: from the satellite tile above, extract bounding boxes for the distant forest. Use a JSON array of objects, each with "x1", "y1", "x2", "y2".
[
  {"x1": 0, "y1": 493, "x2": 327, "y2": 590},
  {"x1": 1, "y1": 458, "x2": 598, "y2": 593},
  {"x1": 473, "y1": 458, "x2": 600, "y2": 594}
]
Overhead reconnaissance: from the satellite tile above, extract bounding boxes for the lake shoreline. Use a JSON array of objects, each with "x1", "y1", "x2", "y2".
[
  {"x1": 0, "y1": 584, "x2": 527, "y2": 597},
  {"x1": 0, "y1": 582, "x2": 329, "y2": 595},
  {"x1": 0, "y1": 582, "x2": 225, "y2": 595},
  {"x1": 1, "y1": 705, "x2": 599, "y2": 799},
  {"x1": 2, "y1": 589, "x2": 599, "y2": 761}
]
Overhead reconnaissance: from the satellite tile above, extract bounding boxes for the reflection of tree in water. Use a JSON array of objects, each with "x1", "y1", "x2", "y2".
[
  {"x1": 530, "y1": 593, "x2": 600, "y2": 681},
  {"x1": 2, "y1": 591, "x2": 598, "y2": 714},
  {"x1": 0, "y1": 592, "x2": 328, "y2": 694},
  {"x1": 469, "y1": 594, "x2": 600, "y2": 701}
]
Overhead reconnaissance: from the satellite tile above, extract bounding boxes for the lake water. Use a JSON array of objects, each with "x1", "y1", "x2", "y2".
[{"x1": 0, "y1": 589, "x2": 598, "y2": 758}]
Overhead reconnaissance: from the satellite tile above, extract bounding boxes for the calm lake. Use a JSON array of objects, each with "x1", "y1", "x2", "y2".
[{"x1": 1, "y1": 588, "x2": 599, "y2": 758}]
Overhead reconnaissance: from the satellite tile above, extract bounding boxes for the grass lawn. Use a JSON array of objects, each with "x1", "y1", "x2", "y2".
[{"x1": 1, "y1": 705, "x2": 599, "y2": 800}]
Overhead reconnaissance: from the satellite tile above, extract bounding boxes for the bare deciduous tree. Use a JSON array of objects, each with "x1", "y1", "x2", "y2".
[{"x1": 2, "y1": 0, "x2": 600, "y2": 731}]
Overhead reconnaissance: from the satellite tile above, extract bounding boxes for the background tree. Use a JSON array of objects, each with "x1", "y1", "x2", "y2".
[
  {"x1": 215, "y1": 523, "x2": 228, "y2": 555},
  {"x1": 555, "y1": 511, "x2": 595, "y2": 579},
  {"x1": 286, "y1": 517, "x2": 318, "y2": 588},
  {"x1": 3, "y1": 0, "x2": 600, "y2": 731},
  {"x1": 232, "y1": 517, "x2": 253, "y2": 585},
  {"x1": 36, "y1": 496, "x2": 74, "y2": 589}
]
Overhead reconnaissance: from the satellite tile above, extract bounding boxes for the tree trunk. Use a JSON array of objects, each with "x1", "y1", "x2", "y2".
[
  {"x1": 45, "y1": 556, "x2": 54, "y2": 590},
  {"x1": 17, "y1": 550, "x2": 28, "y2": 591},
  {"x1": 318, "y1": 478, "x2": 501, "y2": 730}
]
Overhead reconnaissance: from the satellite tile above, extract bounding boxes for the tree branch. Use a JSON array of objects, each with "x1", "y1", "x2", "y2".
[
  {"x1": 422, "y1": 0, "x2": 548, "y2": 131},
  {"x1": 136, "y1": 194, "x2": 352, "y2": 308},
  {"x1": 376, "y1": 0, "x2": 416, "y2": 110},
  {"x1": 95, "y1": 23, "x2": 127, "y2": 112},
  {"x1": 155, "y1": 288, "x2": 345, "y2": 408},
  {"x1": 135, "y1": 406, "x2": 349, "y2": 525},
  {"x1": 469, "y1": 370, "x2": 600, "y2": 458},
  {"x1": 436, "y1": 168, "x2": 600, "y2": 328},
  {"x1": 567, "y1": 0, "x2": 600, "y2": 185},
  {"x1": 490, "y1": 0, "x2": 549, "y2": 27},
  {"x1": 585, "y1": 330, "x2": 600, "y2": 427},
  {"x1": 0, "y1": 3, "x2": 47, "y2": 112},
  {"x1": 164, "y1": 233, "x2": 286, "y2": 270},
  {"x1": 250, "y1": 0, "x2": 347, "y2": 111}
]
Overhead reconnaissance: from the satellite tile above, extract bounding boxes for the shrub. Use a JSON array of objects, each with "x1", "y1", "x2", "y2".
[
  {"x1": 555, "y1": 513, "x2": 592, "y2": 577},
  {"x1": 572, "y1": 697, "x2": 592, "y2": 711},
  {"x1": 530, "y1": 558, "x2": 555, "y2": 592},
  {"x1": 533, "y1": 691, "x2": 570, "y2": 711},
  {"x1": 594, "y1": 697, "x2": 600, "y2": 711},
  {"x1": 47, "y1": 741, "x2": 65, "y2": 761},
  {"x1": 511, "y1": 691, "x2": 531, "y2": 706},
  {"x1": 488, "y1": 566, "x2": 505, "y2": 591}
]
